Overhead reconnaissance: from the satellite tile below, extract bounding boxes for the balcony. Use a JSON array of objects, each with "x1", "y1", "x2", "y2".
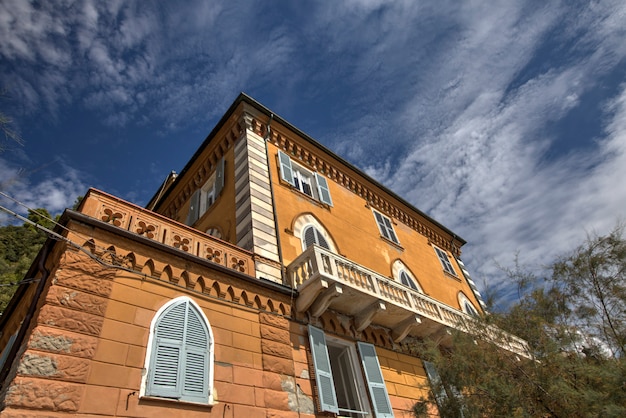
[
  {"x1": 78, "y1": 189, "x2": 253, "y2": 276},
  {"x1": 287, "y1": 245, "x2": 529, "y2": 355}
]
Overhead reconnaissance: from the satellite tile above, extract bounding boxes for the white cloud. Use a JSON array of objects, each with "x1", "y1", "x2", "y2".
[
  {"x1": 373, "y1": 1, "x2": 626, "y2": 300},
  {"x1": 0, "y1": 157, "x2": 86, "y2": 224},
  {"x1": 1, "y1": 0, "x2": 626, "y2": 304}
]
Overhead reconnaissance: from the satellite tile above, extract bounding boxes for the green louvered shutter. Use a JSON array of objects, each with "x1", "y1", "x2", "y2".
[
  {"x1": 214, "y1": 158, "x2": 225, "y2": 197},
  {"x1": 182, "y1": 303, "x2": 209, "y2": 403},
  {"x1": 358, "y1": 342, "x2": 394, "y2": 417},
  {"x1": 278, "y1": 151, "x2": 295, "y2": 185},
  {"x1": 315, "y1": 173, "x2": 333, "y2": 206},
  {"x1": 308, "y1": 325, "x2": 339, "y2": 414},
  {"x1": 186, "y1": 190, "x2": 201, "y2": 226},
  {"x1": 148, "y1": 302, "x2": 186, "y2": 398}
]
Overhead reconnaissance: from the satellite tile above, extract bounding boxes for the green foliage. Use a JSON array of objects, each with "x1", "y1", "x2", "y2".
[
  {"x1": 0, "y1": 90, "x2": 23, "y2": 152},
  {"x1": 0, "y1": 209, "x2": 51, "y2": 312},
  {"x1": 413, "y1": 224, "x2": 626, "y2": 418}
]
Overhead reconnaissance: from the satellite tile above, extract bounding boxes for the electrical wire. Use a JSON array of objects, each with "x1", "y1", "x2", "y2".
[{"x1": 0, "y1": 192, "x2": 297, "y2": 316}]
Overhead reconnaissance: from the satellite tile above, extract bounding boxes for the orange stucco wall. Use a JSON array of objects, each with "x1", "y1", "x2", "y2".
[{"x1": 266, "y1": 140, "x2": 479, "y2": 311}]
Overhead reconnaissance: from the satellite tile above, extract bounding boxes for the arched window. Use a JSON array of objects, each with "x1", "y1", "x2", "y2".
[
  {"x1": 458, "y1": 292, "x2": 479, "y2": 317},
  {"x1": 399, "y1": 270, "x2": 419, "y2": 291},
  {"x1": 302, "y1": 225, "x2": 330, "y2": 250},
  {"x1": 292, "y1": 214, "x2": 337, "y2": 253},
  {"x1": 142, "y1": 297, "x2": 214, "y2": 404},
  {"x1": 391, "y1": 260, "x2": 423, "y2": 293}
]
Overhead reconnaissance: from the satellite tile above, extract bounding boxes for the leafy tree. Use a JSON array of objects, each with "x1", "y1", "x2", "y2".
[
  {"x1": 412, "y1": 225, "x2": 626, "y2": 418},
  {"x1": 0, "y1": 89, "x2": 22, "y2": 152},
  {"x1": 0, "y1": 209, "x2": 53, "y2": 312}
]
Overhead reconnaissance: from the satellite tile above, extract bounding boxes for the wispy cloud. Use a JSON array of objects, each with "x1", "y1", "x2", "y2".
[
  {"x1": 1, "y1": 0, "x2": 625, "y2": 302},
  {"x1": 0, "y1": 156, "x2": 86, "y2": 223}
]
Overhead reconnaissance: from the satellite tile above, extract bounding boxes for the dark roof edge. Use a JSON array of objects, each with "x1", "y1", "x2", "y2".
[{"x1": 152, "y1": 92, "x2": 466, "y2": 246}]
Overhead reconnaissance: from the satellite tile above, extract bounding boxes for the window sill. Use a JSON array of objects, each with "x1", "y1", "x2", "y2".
[
  {"x1": 443, "y1": 270, "x2": 461, "y2": 281},
  {"x1": 139, "y1": 395, "x2": 216, "y2": 408},
  {"x1": 379, "y1": 235, "x2": 404, "y2": 251},
  {"x1": 280, "y1": 181, "x2": 331, "y2": 210}
]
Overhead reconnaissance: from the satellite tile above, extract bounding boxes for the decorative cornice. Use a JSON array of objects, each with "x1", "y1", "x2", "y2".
[
  {"x1": 162, "y1": 119, "x2": 245, "y2": 219},
  {"x1": 259, "y1": 117, "x2": 462, "y2": 256}
]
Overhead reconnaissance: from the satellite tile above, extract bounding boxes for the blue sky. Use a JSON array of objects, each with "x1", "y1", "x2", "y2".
[{"x1": 1, "y1": 0, "x2": 625, "y2": 304}]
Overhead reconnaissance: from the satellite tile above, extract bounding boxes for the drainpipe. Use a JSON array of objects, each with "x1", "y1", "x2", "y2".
[{"x1": 0, "y1": 243, "x2": 50, "y2": 390}]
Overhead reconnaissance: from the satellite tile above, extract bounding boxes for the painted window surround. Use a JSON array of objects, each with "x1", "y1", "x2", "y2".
[
  {"x1": 308, "y1": 325, "x2": 394, "y2": 418},
  {"x1": 278, "y1": 150, "x2": 333, "y2": 206},
  {"x1": 141, "y1": 296, "x2": 215, "y2": 405}
]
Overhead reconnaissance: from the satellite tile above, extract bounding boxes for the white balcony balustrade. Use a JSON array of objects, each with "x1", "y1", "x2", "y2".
[{"x1": 287, "y1": 245, "x2": 529, "y2": 356}]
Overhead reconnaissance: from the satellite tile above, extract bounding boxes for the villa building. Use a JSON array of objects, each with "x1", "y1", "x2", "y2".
[{"x1": 0, "y1": 94, "x2": 525, "y2": 417}]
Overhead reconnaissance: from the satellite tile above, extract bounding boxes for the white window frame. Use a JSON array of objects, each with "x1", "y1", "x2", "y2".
[
  {"x1": 278, "y1": 151, "x2": 333, "y2": 206},
  {"x1": 373, "y1": 210, "x2": 399, "y2": 245},
  {"x1": 399, "y1": 270, "x2": 420, "y2": 292},
  {"x1": 302, "y1": 225, "x2": 331, "y2": 251},
  {"x1": 433, "y1": 245, "x2": 457, "y2": 276},
  {"x1": 458, "y1": 292, "x2": 479, "y2": 316},
  {"x1": 392, "y1": 260, "x2": 423, "y2": 293},
  {"x1": 205, "y1": 227, "x2": 222, "y2": 240},
  {"x1": 293, "y1": 215, "x2": 338, "y2": 254},
  {"x1": 141, "y1": 296, "x2": 215, "y2": 405},
  {"x1": 308, "y1": 325, "x2": 394, "y2": 418},
  {"x1": 186, "y1": 158, "x2": 225, "y2": 226}
]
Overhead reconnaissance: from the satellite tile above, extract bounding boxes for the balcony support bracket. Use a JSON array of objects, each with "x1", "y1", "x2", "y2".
[
  {"x1": 392, "y1": 314, "x2": 422, "y2": 343},
  {"x1": 430, "y1": 326, "x2": 452, "y2": 347},
  {"x1": 309, "y1": 283, "x2": 343, "y2": 318},
  {"x1": 296, "y1": 278, "x2": 330, "y2": 313},
  {"x1": 355, "y1": 300, "x2": 386, "y2": 332}
]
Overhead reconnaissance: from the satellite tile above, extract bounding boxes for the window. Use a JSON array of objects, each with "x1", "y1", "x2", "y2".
[
  {"x1": 373, "y1": 210, "x2": 399, "y2": 245},
  {"x1": 206, "y1": 227, "x2": 222, "y2": 240},
  {"x1": 458, "y1": 292, "x2": 479, "y2": 317},
  {"x1": 308, "y1": 325, "x2": 393, "y2": 418},
  {"x1": 423, "y1": 361, "x2": 448, "y2": 409},
  {"x1": 392, "y1": 260, "x2": 423, "y2": 293},
  {"x1": 302, "y1": 225, "x2": 330, "y2": 250},
  {"x1": 142, "y1": 297, "x2": 214, "y2": 404},
  {"x1": 278, "y1": 151, "x2": 333, "y2": 206},
  {"x1": 293, "y1": 215, "x2": 338, "y2": 253},
  {"x1": 186, "y1": 158, "x2": 225, "y2": 226},
  {"x1": 423, "y1": 360, "x2": 465, "y2": 417},
  {"x1": 433, "y1": 245, "x2": 456, "y2": 276},
  {"x1": 399, "y1": 270, "x2": 419, "y2": 291}
]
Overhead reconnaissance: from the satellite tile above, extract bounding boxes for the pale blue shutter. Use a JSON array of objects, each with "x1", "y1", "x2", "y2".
[
  {"x1": 374, "y1": 212, "x2": 388, "y2": 240},
  {"x1": 315, "y1": 173, "x2": 333, "y2": 206},
  {"x1": 214, "y1": 158, "x2": 225, "y2": 197},
  {"x1": 423, "y1": 360, "x2": 448, "y2": 408},
  {"x1": 308, "y1": 325, "x2": 339, "y2": 414},
  {"x1": 148, "y1": 299, "x2": 210, "y2": 403},
  {"x1": 149, "y1": 302, "x2": 186, "y2": 398},
  {"x1": 182, "y1": 303, "x2": 209, "y2": 403},
  {"x1": 357, "y1": 342, "x2": 394, "y2": 417},
  {"x1": 186, "y1": 190, "x2": 201, "y2": 226},
  {"x1": 278, "y1": 151, "x2": 295, "y2": 185}
]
